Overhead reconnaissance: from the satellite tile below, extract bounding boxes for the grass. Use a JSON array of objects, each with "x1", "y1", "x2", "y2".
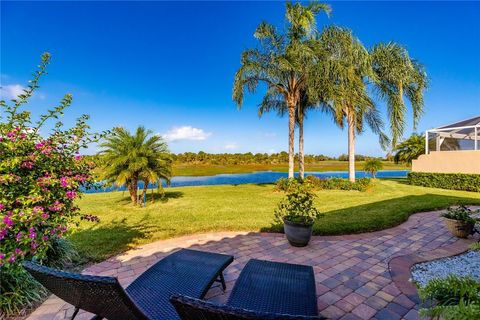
[
  {"x1": 173, "y1": 161, "x2": 408, "y2": 176},
  {"x1": 70, "y1": 179, "x2": 480, "y2": 263}
]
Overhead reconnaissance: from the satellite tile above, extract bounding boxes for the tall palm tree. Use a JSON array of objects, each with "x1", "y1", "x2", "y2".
[
  {"x1": 259, "y1": 88, "x2": 318, "y2": 178},
  {"x1": 99, "y1": 126, "x2": 172, "y2": 205},
  {"x1": 370, "y1": 43, "x2": 428, "y2": 147},
  {"x1": 315, "y1": 26, "x2": 427, "y2": 182},
  {"x1": 233, "y1": 1, "x2": 330, "y2": 178},
  {"x1": 317, "y1": 26, "x2": 388, "y2": 182}
]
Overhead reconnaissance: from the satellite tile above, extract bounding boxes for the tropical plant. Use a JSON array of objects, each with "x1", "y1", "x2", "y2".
[
  {"x1": 370, "y1": 43, "x2": 428, "y2": 148},
  {"x1": 99, "y1": 126, "x2": 172, "y2": 205},
  {"x1": 393, "y1": 133, "x2": 425, "y2": 164},
  {"x1": 363, "y1": 158, "x2": 383, "y2": 178},
  {"x1": 233, "y1": 1, "x2": 331, "y2": 178},
  {"x1": 442, "y1": 205, "x2": 478, "y2": 224},
  {"x1": 0, "y1": 53, "x2": 100, "y2": 315},
  {"x1": 259, "y1": 88, "x2": 320, "y2": 178},
  {"x1": 418, "y1": 275, "x2": 480, "y2": 320},
  {"x1": 313, "y1": 26, "x2": 388, "y2": 182},
  {"x1": 310, "y1": 26, "x2": 427, "y2": 182},
  {"x1": 274, "y1": 182, "x2": 321, "y2": 225}
]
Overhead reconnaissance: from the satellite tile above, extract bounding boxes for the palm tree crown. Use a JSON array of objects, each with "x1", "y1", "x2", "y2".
[
  {"x1": 233, "y1": 1, "x2": 330, "y2": 178},
  {"x1": 99, "y1": 126, "x2": 172, "y2": 205}
]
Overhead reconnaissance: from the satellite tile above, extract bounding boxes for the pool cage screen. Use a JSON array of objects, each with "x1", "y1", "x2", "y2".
[{"x1": 425, "y1": 116, "x2": 480, "y2": 154}]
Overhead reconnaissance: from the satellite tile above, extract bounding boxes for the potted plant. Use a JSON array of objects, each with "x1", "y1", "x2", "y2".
[
  {"x1": 442, "y1": 205, "x2": 479, "y2": 238},
  {"x1": 275, "y1": 182, "x2": 321, "y2": 247}
]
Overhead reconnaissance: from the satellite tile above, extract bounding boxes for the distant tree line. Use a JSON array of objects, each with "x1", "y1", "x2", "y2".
[
  {"x1": 86, "y1": 152, "x2": 386, "y2": 168},
  {"x1": 172, "y1": 151, "x2": 384, "y2": 165}
]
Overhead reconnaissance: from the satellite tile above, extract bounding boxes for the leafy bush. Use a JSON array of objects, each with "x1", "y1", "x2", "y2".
[
  {"x1": 274, "y1": 183, "x2": 321, "y2": 225},
  {"x1": 0, "y1": 53, "x2": 101, "y2": 315},
  {"x1": 275, "y1": 176, "x2": 372, "y2": 192},
  {"x1": 419, "y1": 275, "x2": 480, "y2": 320},
  {"x1": 408, "y1": 172, "x2": 480, "y2": 192},
  {"x1": 363, "y1": 158, "x2": 383, "y2": 178},
  {"x1": 0, "y1": 237, "x2": 79, "y2": 316},
  {"x1": 442, "y1": 205, "x2": 478, "y2": 224}
]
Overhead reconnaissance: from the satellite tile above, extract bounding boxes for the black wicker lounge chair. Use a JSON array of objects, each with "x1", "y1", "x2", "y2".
[
  {"x1": 170, "y1": 259, "x2": 324, "y2": 320},
  {"x1": 24, "y1": 249, "x2": 233, "y2": 320}
]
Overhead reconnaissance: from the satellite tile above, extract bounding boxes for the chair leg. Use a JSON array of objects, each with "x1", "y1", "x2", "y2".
[
  {"x1": 71, "y1": 307, "x2": 79, "y2": 319},
  {"x1": 217, "y1": 272, "x2": 226, "y2": 291}
]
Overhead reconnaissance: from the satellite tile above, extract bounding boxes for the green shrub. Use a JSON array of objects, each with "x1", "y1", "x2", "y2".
[
  {"x1": 274, "y1": 183, "x2": 321, "y2": 225},
  {"x1": 419, "y1": 275, "x2": 480, "y2": 320},
  {"x1": 442, "y1": 205, "x2": 478, "y2": 224},
  {"x1": 408, "y1": 172, "x2": 480, "y2": 192},
  {"x1": 0, "y1": 237, "x2": 79, "y2": 316},
  {"x1": 274, "y1": 177, "x2": 303, "y2": 192},
  {"x1": 0, "y1": 267, "x2": 47, "y2": 317},
  {"x1": 275, "y1": 176, "x2": 372, "y2": 192}
]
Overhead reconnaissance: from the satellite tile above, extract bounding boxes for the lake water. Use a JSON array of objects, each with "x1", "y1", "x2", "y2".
[{"x1": 82, "y1": 170, "x2": 409, "y2": 193}]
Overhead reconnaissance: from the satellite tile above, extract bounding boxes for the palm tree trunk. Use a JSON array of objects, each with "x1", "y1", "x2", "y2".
[
  {"x1": 347, "y1": 111, "x2": 356, "y2": 183},
  {"x1": 128, "y1": 178, "x2": 138, "y2": 205},
  {"x1": 298, "y1": 109, "x2": 305, "y2": 179},
  {"x1": 287, "y1": 103, "x2": 296, "y2": 179},
  {"x1": 142, "y1": 180, "x2": 148, "y2": 206}
]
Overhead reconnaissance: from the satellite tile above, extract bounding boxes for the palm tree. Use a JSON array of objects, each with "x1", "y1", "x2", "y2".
[
  {"x1": 393, "y1": 133, "x2": 425, "y2": 164},
  {"x1": 316, "y1": 26, "x2": 388, "y2": 182},
  {"x1": 314, "y1": 26, "x2": 427, "y2": 182},
  {"x1": 258, "y1": 88, "x2": 317, "y2": 179},
  {"x1": 233, "y1": 1, "x2": 330, "y2": 178},
  {"x1": 363, "y1": 158, "x2": 383, "y2": 178},
  {"x1": 99, "y1": 126, "x2": 172, "y2": 205},
  {"x1": 370, "y1": 43, "x2": 428, "y2": 148}
]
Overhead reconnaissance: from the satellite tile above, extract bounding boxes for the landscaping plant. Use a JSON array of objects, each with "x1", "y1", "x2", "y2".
[
  {"x1": 419, "y1": 275, "x2": 480, "y2": 320},
  {"x1": 442, "y1": 205, "x2": 478, "y2": 224},
  {"x1": 275, "y1": 176, "x2": 372, "y2": 192},
  {"x1": 0, "y1": 53, "x2": 102, "y2": 315},
  {"x1": 363, "y1": 158, "x2": 383, "y2": 178},
  {"x1": 274, "y1": 182, "x2": 321, "y2": 225}
]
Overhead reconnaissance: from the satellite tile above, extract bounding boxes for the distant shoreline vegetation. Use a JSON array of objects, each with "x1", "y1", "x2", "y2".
[{"x1": 86, "y1": 151, "x2": 398, "y2": 166}]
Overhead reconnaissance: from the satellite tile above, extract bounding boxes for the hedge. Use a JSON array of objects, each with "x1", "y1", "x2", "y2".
[
  {"x1": 275, "y1": 176, "x2": 372, "y2": 192},
  {"x1": 408, "y1": 172, "x2": 480, "y2": 192}
]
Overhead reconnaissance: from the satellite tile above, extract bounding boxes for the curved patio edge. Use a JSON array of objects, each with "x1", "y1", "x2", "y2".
[{"x1": 388, "y1": 237, "x2": 476, "y2": 303}]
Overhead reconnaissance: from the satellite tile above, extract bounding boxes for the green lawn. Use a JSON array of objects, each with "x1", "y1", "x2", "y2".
[
  {"x1": 70, "y1": 180, "x2": 480, "y2": 263},
  {"x1": 173, "y1": 161, "x2": 408, "y2": 176}
]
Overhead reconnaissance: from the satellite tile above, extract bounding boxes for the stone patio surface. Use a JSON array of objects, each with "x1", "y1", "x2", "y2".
[{"x1": 27, "y1": 209, "x2": 478, "y2": 320}]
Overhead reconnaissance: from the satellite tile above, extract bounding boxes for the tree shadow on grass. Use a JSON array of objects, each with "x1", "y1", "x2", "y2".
[
  {"x1": 68, "y1": 218, "x2": 173, "y2": 263},
  {"x1": 260, "y1": 193, "x2": 480, "y2": 235},
  {"x1": 115, "y1": 191, "x2": 184, "y2": 204}
]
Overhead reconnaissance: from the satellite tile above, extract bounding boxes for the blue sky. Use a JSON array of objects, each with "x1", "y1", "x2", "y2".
[{"x1": 1, "y1": 1, "x2": 479, "y2": 156}]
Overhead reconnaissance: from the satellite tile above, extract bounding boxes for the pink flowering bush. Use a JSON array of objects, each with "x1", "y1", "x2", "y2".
[{"x1": 0, "y1": 53, "x2": 103, "y2": 315}]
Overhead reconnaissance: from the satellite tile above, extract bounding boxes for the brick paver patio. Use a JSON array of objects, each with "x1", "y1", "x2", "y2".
[{"x1": 28, "y1": 209, "x2": 478, "y2": 320}]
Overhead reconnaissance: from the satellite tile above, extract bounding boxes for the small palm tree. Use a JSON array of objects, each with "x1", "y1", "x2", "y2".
[
  {"x1": 363, "y1": 158, "x2": 383, "y2": 178},
  {"x1": 393, "y1": 133, "x2": 425, "y2": 164},
  {"x1": 233, "y1": 1, "x2": 330, "y2": 178},
  {"x1": 99, "y1": 126, "x2": 172, "y2": 205}
]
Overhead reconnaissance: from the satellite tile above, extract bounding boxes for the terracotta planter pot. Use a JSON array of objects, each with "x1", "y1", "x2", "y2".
[
  {"x1": 443, "y1": 218, "x2": 474, "y2": 238},
  {"x1": 283, "y1": 219, "x2": 313, "y2": 247}
]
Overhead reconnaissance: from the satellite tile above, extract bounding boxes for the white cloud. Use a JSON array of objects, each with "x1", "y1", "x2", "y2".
[
  {"x1": 224, "y1": 142, "x2": 238, "y2": 150},
  {"x1": 1, "y1": 84, "x2": 25, "y2": 100},
  {"x1": 163, "y1": 126, "x2": 211, "y2": 142}
]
